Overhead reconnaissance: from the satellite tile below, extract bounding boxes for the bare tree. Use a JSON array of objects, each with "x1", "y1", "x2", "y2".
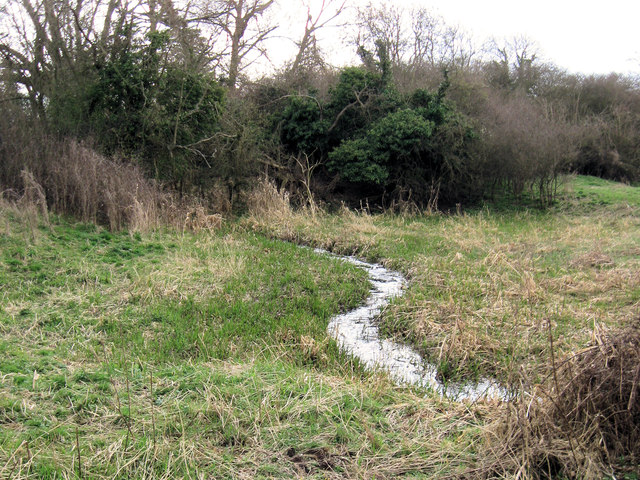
[
  {"x1": 409, "y1": 7, "x2": 440, "y2": 68},
  {"x1": 354, "y1": 3, "x2": 476, "y2": 80},
  {"x1": 198, "y1": 0, "x2": 276, "y2": 91},
  {"x1": 289, "y1": 0, "x2": 345, "y2": 74},
  {"x1": 0, "y1": 0, "x2": 128, "y2": 117},
  {"x1": 355, "y1": 2, "x2": 406, "y2": 66},
  {"x1": 485, "y1": 36, "x2": 541, "y2": 94},
  {"x1": 438, "y1": 23, "x2": 477, "y2": 71}
]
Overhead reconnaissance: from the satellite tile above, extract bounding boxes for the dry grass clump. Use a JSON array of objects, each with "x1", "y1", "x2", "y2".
[
  {"x1": 19, "y1": 169, "x2": 50, "y2": 226},
  {"x1": 244, "y1": 177, "x2": 302, "y2": 243},
  {"x1": 244, "y1": 182, "x2": 391, "y2": 259},
  {"x1": 42, "y1": 139, "x2": 176, "y2": 231},
  {"x1": 570, "y1": 251, "x2": 615, "y2": 269},
  {"x1": 183, "y1": 205, "x2": 223, "y2": 233},
  {"x1": 0, "y1": 130, "x2": 226, "y2": 232},
  {"x1": 483, "y1": 322, "x2": 640, "y2": 479},
  {"x1": 246, "y1": 177, "x2": 293, "y2": 220},
  {"x1": 244, "y1": 177, "x2": 323, "y2": 245},
  {"x1": 0, "y1": 172, "x2": 51, "y2": 241}
]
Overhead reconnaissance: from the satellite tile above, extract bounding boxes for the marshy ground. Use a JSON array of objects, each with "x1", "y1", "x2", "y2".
[{"x1": 1, "y1": 176, "x2": 639, "y2": 478}]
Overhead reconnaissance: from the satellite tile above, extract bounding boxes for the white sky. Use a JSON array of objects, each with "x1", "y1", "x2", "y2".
[
  {"x1": 268, "y1": 0, "x2": 640, "y2": 76},
  {"x1": 423, "y1": 0, "x2": 640, "y2": 75}
]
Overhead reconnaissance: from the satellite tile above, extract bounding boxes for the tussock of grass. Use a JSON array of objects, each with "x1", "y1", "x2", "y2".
[
  {"x1": 482, "y1": 322, "x2": 640, "y2": 479},
  {"x1": 243, "y1": 179, "x2": 385, "y2": 259}
]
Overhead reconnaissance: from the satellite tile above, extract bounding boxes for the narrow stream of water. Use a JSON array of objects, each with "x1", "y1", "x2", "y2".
[{"x1": 319, "y1": 248, "x2": 507, "y2": 402}]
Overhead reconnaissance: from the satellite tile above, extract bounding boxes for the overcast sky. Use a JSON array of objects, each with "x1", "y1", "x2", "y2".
[
  {"x1": 270, "y1": 0, "x2": 640, "y2": 76},
  {"x1": 424, "y1": 0, "x2": 639, "y2": 75}
]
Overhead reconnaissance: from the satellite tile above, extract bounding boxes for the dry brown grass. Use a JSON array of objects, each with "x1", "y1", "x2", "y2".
[
  {"x1": 0, "y1": 178, "x2": 51, "y2": 242},
  {"x1": 46, "y1": 140, "x2": 177, "y2": 231},
  {"x1": 126, "y1": 239, "x2": 246, "y2": 303},
  {"x1": 246, "y1": 177, "x2": 294, "y2": 221},
  {"x1": 244, "y1": 182, "x2": 389, "y2": 259},
  {"x1": 19, "y1": 170, "x2": 50, "y2": 227},
  {"x1": 183, "y1": 206, "x2": 224, "y2": 233},
  {"x1": 481, "y1": 322, "x2": 640, "y2": 479},
  {"x1": 0, "y1": 131, "x2": 226, "y2": 233}
]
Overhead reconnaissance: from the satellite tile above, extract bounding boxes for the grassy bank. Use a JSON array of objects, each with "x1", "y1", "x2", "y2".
[
  {"x1": 245, "y1": 176, "x2": 640, "y2": 383},
  {"x1": 2, "y1": 175, "x2": 639, "y2": 478}
]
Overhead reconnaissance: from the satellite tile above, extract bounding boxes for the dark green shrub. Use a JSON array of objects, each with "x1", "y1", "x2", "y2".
[
  {"x1": 280, "y1": 96, "x2": 328, "y2": 154},
  {"x1": 86, "y1": 31, "x2": 225, "y2": 188},
  {"x1": 327, "y1": 109, "x2": 434, "y2": 185},
  {"x1": 276, "y1": 59, "x2": 478, "y2": 207}
]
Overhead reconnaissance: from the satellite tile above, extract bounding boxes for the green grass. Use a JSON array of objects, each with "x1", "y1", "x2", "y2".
[
  {"x1": 566, "y1": 175, "x2": 640, "y2": 207},
  {"x1": 2, "y1": 175, "x2": 639, "y2": 478},
  {"x1": 1, "y1": 356, "x2": 480, "y2": 478},
  {"x1": 0, "y1": 204, "x2": 481, "y2": 478},
  {"x1": 0, "y1": 216, "x2": 368, "y2": 367},
  {"x1": 245, "y1": 176, "x2": 640, "y2": 382}
]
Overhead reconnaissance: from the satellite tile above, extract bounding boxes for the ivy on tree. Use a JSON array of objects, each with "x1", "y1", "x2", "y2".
[{"x1": 277, "y1": 43, "x2": 474, "y2": 204}]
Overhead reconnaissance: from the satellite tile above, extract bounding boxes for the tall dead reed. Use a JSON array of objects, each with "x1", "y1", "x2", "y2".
[
  {"x1": 243, "y1": 177, "x2": 300, "y2": 239},
  {"x1": 0, "y1": 125, "x2": 214, "y2": 232},
  {"x1": 245, "y1": 177, "x2": 293, "y2": 220},
  {"x1": 47, "y1": 140, "x2": 172, "y2": 231}
]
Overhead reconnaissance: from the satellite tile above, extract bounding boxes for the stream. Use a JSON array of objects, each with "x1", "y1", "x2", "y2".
[{"x1": 319, "y1": 248, "x2": 507, "y2": 402}]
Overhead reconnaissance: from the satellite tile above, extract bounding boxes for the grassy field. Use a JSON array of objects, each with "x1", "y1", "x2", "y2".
[
  {"x1": 0, "y1": 202, "x2": 485, "y2": 479},
  {"x1": 1, "y1": 175, "x2": 639, "y2": 478}
]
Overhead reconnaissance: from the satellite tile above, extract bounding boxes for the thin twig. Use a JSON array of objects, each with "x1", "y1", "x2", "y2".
[
  {"x1": 75, "y1": 426, "x2": 83, "y2": 480},
  {"x1": 150, "y1": 370, "x2": 157, "y2": 455}
]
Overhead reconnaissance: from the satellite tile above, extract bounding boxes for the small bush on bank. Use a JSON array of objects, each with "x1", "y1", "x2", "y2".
[{"x1": 473, "y1": 92, "x2": 581, "y2": 206}]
